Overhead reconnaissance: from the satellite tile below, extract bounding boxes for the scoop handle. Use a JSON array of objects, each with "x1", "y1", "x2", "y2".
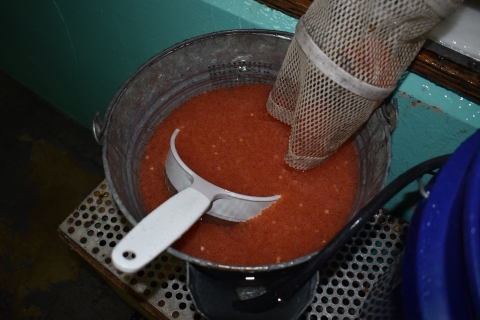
[{"x1": 112, "y1": 187, "x2": 210, "y2": 273}]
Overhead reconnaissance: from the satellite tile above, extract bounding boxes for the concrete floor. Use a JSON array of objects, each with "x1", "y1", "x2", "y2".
[{"x1": 0, "y1": 71, "x2": 144, "y2": 319}]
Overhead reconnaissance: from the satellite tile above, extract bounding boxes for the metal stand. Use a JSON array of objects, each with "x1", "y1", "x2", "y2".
[{"x1": 59, "y1": 180, "x2": 408, "y2": 320}]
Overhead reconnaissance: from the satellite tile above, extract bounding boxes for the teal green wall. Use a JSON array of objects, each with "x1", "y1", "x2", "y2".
[
  {"x1": 1, "y1": 0, "x2": 479, "y2": 218},
  {"x1": 388, "y1": 72, "x2": 479, "y2": 218},
  {"x1": 0, "y1": 0, "x2": 295, "y2": 128}
]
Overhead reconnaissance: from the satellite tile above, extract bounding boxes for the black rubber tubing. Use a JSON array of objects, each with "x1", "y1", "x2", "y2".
[{"x1": 232, "y1": 154, "x2": 451, "y2": 313}]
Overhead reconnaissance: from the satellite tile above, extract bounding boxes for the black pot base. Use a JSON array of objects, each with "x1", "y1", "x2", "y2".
[{"x1": 187, "y1": 263, "x2": 319, "y2": 320}]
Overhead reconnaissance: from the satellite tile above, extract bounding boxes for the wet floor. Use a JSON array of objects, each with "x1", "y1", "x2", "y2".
[{"x1": 0, "y1": 71, "x2": 144, "y2": 319}]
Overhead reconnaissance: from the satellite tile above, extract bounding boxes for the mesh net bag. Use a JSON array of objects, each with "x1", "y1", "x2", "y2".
[{"x1": 267, "y1": 0, "x2": 462, "y2": 170}]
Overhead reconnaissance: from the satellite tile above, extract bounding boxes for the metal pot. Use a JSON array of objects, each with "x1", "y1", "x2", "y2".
[{"x1": 93, "y1": 30, "x2": 395, "y2": 319}]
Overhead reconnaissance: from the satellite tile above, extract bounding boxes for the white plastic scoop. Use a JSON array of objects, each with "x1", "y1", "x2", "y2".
[{"x1": 112, "y1": 129, "x2": 280, "y2": 273}]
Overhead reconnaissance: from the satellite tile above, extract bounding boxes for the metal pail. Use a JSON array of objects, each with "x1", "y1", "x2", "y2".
[{"x1": 93, "y1": 30, "x2": 394, "y2": 319}]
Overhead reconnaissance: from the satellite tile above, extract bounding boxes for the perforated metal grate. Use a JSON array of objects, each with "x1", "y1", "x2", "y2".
[
  {"x1": 59, "y1": 181, "x2": 408, "y2": 320},
  {"x1": 300, "y1": 215, "x2": 407, "y2": 320}
]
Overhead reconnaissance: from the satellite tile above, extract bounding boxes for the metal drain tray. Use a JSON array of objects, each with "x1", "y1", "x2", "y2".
[{"x1": 58, "y1": 180, "x2": 408, "y2": 320}]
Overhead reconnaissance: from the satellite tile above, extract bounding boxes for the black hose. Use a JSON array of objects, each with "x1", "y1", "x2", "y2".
[{"x1": 232, "y1": 154, "x2": 451, "y2": 313}]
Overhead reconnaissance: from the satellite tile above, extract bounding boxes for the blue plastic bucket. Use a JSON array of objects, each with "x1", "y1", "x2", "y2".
[
  {"x1": 464, "y1": 147, "x2": 480, "y2": 317},
  {"x1": 402, "y1": 129, "x2": 480, "y2": 320}
]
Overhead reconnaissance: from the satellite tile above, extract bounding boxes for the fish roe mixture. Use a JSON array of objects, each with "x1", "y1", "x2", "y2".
[{"x1": 139, "y1": 84, "x2": 358, "y2": 266}]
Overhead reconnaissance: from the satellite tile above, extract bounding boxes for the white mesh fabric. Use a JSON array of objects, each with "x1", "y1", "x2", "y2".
[{"x1": 267, "y1": 0, "x2": 460, "y2": 170}]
